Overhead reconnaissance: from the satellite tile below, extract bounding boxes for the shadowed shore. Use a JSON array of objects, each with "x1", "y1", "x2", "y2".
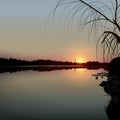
[
  {"x1": 0, "y1": 58, "x2": 109, "y2": 73},
  {"x1": 100, "y1": 57, "x2": 120, "y2": 120}
]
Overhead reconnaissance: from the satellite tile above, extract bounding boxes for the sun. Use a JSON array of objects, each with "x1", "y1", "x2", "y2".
[{"x1": 75, "y1": 57, "x2": 85, "y2": 63}]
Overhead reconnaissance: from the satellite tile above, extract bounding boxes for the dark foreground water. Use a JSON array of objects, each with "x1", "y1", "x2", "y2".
[{"x1": 0, "y1": 68, "x2": 109, "y2": 120}]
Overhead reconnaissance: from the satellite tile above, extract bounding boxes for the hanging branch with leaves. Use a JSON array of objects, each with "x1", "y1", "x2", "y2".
[{"x1": 53, "y1": 0, "x2": 120, "y2": 61}]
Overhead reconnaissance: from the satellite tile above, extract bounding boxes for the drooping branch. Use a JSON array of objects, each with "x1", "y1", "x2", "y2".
[
  {"x1": 53, "y1": 0, "x2": 120, "y2": 61},
  {"x1": 79, "y1": 0, "x2": 120, "y2": 32},
  {"x1": 104, "y1": 31, "x2": 120, "y2": 43},
  {"x1": 78, "y1": 0, "x2": 114, "y2": 24},
  {"x1": 115, "y1": 0, "x2": 118, "y2": 21},
  {"x1": 113, "y1": 19, "x2": 120, "y2": 31}
]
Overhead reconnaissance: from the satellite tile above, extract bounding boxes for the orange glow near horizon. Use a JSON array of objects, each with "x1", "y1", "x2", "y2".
[
  {"x1": 75, "y1": 68, "x2": 85, "y2": 73},
  {"x1": 75, "y1": 57, "x2": 86, "y2": 63}
]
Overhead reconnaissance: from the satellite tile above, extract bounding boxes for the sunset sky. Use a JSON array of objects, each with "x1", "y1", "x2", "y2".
[{"x1": 0, "y1": 0, "x2": 98, "y2": 62}]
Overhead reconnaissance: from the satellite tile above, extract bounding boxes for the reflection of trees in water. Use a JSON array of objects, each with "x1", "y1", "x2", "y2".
[{"x1": 0, "y1": 65, "x2": 108, "y2": 73}]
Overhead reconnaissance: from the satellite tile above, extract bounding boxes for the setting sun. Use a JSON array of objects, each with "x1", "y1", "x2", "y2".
[{"x1": 75, "y1": 57, "x2": 85, "y2": 63}]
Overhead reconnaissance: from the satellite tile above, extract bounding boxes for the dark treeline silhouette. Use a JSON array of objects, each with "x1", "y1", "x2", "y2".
[
  {"x1": 0, "y1": 58, "x2": 75, "y2": 66},
  {"x1": 0, "y1": 57, "x2": 109, "y2": 73},
  {"x1": 84, "y1": 61, "x2": 109, "y2": 70},
  {"x1": 0, "y1": 58, "x2": 29, "y2": 66},
  {"x1": 31, "y1": 59, "x2": 74, "y2": 65}
]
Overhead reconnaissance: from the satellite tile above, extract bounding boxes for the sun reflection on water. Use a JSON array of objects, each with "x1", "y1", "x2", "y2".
[
  {"x1": 65, "y1": 68, "x2": 94, "y2": 87},
  {"x1": 74, "y1": 68, "x2": 85, "y2": 74}
]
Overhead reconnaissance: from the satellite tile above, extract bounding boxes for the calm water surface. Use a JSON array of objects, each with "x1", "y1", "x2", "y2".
[{"x1": 0, "y1": 69, "x2": 109, "y2": 120}]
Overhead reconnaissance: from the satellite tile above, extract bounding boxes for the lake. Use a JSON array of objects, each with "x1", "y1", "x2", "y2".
[{"x1": 0, "y1": 68, "x2": 109, "y2": 120}]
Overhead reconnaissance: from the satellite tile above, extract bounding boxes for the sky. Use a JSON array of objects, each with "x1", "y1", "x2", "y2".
[{"x1": 0, "y1": 0, "x2": 98, "y2": 62}]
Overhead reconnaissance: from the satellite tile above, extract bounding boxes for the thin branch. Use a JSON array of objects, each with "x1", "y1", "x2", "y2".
[
  {"x1": 104, "y1": 31, "x2": 120, "y2": 43},
  {"x1": 115, "y1": 0, "x2": 118, "y2": 21},
  {"x1": 79, "y1": 0, "x2": 114, "y2": 24}
]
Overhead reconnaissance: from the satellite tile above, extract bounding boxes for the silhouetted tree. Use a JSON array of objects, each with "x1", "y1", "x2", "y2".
[{"x1": 53, "y1": 0, "x2": 120, "y2": 62}]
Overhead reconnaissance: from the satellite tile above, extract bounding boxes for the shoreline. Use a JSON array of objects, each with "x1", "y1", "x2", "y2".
[{"x1": 0, "y1": 64, "x2": 108, "y2": 73}]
